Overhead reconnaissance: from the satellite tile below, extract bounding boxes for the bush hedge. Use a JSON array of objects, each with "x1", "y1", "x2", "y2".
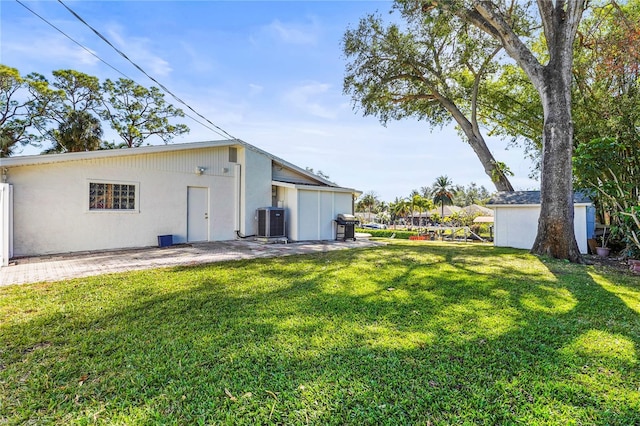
[{"x1": 355, "y1": 228, "x2": 418, "y2": 239}]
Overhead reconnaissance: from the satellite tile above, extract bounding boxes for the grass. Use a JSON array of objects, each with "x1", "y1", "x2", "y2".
[{"x1": 1, "y1": 241, "x2": 639, "y2": 425}]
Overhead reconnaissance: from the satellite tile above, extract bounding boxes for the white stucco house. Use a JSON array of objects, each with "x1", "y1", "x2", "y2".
[
  {"x1": 0, "y1": 139, "x2": 360, "y2": 266},
  {"x1": 487, "y1": 191, "x2": 595, "y2": 254}
]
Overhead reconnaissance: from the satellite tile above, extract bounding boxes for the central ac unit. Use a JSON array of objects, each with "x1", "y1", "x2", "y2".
[{"x1": 256, "y1": 207, "x2": 286, "y2": 238}]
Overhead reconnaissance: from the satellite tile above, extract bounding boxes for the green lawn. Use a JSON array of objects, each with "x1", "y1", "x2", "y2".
[{"x1": 1, "y1": 241, "x2": 639, "y2": 425}]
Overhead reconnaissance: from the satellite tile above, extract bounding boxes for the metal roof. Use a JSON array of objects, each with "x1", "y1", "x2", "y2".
[
  {"x1": 487, "y1": 191, "x2": 592, "y2": 205},
  {"x1": 1, "y1": 139, "x2": 236, "y2": 167},
  {"x1": 1, "y1": 138, "x2": 357, "y2": 193}
]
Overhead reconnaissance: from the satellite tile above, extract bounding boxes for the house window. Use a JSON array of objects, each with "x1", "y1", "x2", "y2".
[{"x1": 89, "y1": 182, "x2": 136, "y2": 210}]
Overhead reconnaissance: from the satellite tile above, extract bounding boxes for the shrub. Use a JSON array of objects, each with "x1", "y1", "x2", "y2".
[{"x1": 355, "y1": 228, "x2": 418, "y2": 239}]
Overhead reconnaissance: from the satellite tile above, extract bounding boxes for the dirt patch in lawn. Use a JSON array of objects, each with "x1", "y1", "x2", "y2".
[{"x1": 584, "y1": 254, "x2": 639, "y2": 276}]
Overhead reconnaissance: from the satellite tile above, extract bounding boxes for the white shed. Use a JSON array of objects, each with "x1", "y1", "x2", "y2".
[
  {"x1": 0, "y1": 140, "x2": 360, "y2": 265},
  {"x1": 488, "y1": 191, "x2": 594, "y2": 254}
]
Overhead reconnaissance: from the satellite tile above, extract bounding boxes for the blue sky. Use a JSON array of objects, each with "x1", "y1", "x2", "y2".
[{"x1": 1, "y1": 0, "x2": 539, "y2": 201}]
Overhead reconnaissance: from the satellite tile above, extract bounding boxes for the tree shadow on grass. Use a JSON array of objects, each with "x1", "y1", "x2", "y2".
[{"x1": 1, "y1": 243, "x2": 640, "y2": 424}]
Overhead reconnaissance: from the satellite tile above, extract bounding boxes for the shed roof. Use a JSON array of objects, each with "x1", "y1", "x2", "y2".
[
  {"x1": 462, "y1": 204, "x2": 493, "y2": 216},
  {"x1": 473, "y1": 216, "x2": 494, "y2": 223},
  {"x1": 487, "y1": 191, "x2": 592, "y2": 206}
]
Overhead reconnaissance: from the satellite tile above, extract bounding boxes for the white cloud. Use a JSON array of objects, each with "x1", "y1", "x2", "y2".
[
  {"x1": 5, "y1": 35, "x2": 100, "y2": 68},
  {"x1": 264, "y1": 18, "x2": 320, "y2": 45},
  {"x1": 179, "y1": 42, "x2": 214, "y2": 74},
  {"x1": 248, "y1": 83, "x2": 264, "y2": 96},
  {"x1": 283, "y1": 82, "x2": 338, "y2": 119},
  {"x1": 106, "y1": 24, "x2": 172, "y2": 77}
]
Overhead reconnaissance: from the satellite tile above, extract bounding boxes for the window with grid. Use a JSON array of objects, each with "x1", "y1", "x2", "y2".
[{"x1": 89, "y1": 182, "x2": 136, "y2": 210}]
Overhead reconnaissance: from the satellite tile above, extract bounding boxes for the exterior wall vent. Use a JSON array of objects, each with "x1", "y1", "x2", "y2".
[
  {"x1": 229, "y1": 147, "x2": 238, "y2": 163},
  {"x1": 256, "y1": 207, "x2": 285, "y2": 238}
]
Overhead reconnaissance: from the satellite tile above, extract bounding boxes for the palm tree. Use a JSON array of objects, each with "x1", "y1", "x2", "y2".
[
  {"x1": 376, "y1": 200, "x2": 389, "y2": 224},
  {"x1": 420, "y1": 185, "x2": 433, "y2": 199},
  {"x1": 46, "y1": 110, "x2": 103, "y2": 153},
  {"x1": 390, "y1": 197, "x2": 410, "y2": 228},
  {"x1": 407, "y1": 190, "x2": 420, "y2": 227},
  {"x1": 409, "y1": 194, "x2": 426, "y2": 229},
  {"x1": 376, "y1": 200, "x2": 388, "y2": 214},
  {"x1": 358, "y1": 191, "x2": 379, "y2": 223},
  {"x1": 432, "y1": 175, "x2": 455, "y2": 218},
  {"x1": 1, "y1": 129, "x2": 22, "y2": 158}
]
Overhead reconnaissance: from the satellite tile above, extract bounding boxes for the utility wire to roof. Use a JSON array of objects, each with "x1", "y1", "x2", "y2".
[{"x1": 14, "y1": 0, "x2": 237, "y2": 141}]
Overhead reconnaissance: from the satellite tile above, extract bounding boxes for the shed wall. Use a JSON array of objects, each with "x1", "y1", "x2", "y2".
[
  {"x1": 575, "y1": 205, "x2": 588, "y2": 253},
  {"x1": 280, "y1": 187, "x2": 298, "y2": 240},
  {"x1": 493, "y1": 205, "x2": 589, "y2": 254}
]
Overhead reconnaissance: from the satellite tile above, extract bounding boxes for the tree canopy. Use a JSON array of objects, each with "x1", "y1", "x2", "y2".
[
  {"x1": 572, "y1": 1, "x2": 640, "y2": 256},
  {"x1": 573, "y1": 1, "x2": 640, "y2": 148},
  {"x1": 356, "y1": 191, "x2": 381, "y2": 223},
  {"x1": 0, "y1": 65, "x2": 53, "y2": 157},
  {"x1": 0, "y1": 67, "x2": 190, "y2": 155},
  {"x1": 101, "y1": 78, "x2": 189, "y2": 148},
  {"x1": 44, "y1": 110, "x2": 103, "y2": 154},
  {"x1": 343, "y1": 6, "x2": 516, "y2": 191},
  {"x1": 574, "y1": 137, "x2": 640, "y2": 255},
  {"x1": 431, "y1": 175, "x2": 455, "y2": 217}
]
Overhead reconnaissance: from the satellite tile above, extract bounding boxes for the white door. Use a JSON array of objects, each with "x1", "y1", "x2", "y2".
[{"x1": 187, "y1": 187, "x2": 209, "y2": 242}]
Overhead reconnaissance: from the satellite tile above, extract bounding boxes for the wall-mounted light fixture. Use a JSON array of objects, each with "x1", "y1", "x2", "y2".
[
  {"x1": 1, "y1": 168, "x2": 7, "y2": 183},
  {"x1": 195, "y1": 166, "x2": 206, "y2": 175},
  {"x1": 222, "y1": 167, "x2": 229, "y2": 174}
]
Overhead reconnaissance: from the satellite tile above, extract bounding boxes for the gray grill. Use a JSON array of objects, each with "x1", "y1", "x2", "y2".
[
  {"x1": 336, "y1": 213, "x2": 358, "y2": 225},
  {"x1": 336, "y1": 214, "x2": 358, "y2": 241}
]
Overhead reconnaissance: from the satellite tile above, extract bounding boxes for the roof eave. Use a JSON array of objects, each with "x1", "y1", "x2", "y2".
[
  {"x1": 272, "y1": 180, "x2": 360, "y2": 195},
  {"x1": 2, "y1": 139, "x2": 239, "y2": 168}
]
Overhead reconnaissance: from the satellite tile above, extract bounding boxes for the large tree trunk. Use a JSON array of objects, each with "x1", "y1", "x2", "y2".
[
  {"x1": 467, "y1": 133, "x2": 514, "y2": 192},
  {"x1": 527, "y1": 2, "x2": 584, "y2": 263},
  {"x1": 438, "y1": 95, "x2": 514, "y2": 192},
  {"x1": 530, "y1": 67, "x2": 582, "y2": 262},
  {"x1": 462, "y1": 0, "x2": 585, "y2": 262}
]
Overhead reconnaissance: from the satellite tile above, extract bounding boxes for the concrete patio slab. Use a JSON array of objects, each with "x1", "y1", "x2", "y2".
[{"x1": 1, "y1": 238, "x2": 382, "y2": 286}]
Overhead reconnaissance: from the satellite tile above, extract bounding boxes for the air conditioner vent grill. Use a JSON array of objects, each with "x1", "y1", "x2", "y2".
[{"x1": 256, "y1": 207, "x2": 286, "y2": 238}]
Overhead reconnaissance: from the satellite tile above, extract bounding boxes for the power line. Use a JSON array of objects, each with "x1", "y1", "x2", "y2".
[
  {"x1": 15, "y1": 0, "x2": 228, "y2": 139},
  {"x1": 56, "y1": 0, "x2": 237, "y2": 141},
  {"x1": 14, "y1": 0, "x2": 129, "y2": 80},
  {"x1": 14, "y1": 0, "x2": 236, "y2": 141}
]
